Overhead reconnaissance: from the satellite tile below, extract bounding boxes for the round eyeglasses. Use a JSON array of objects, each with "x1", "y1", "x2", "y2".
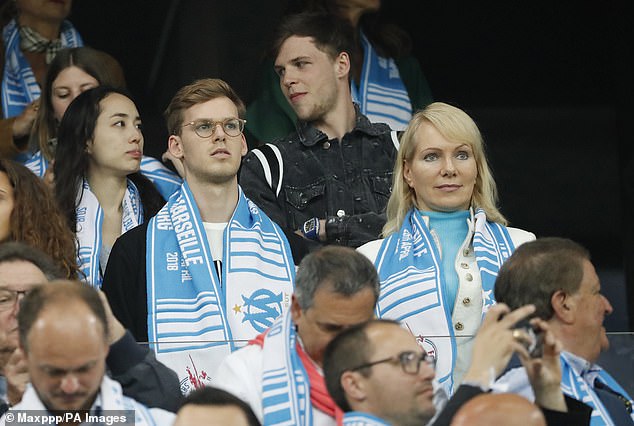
[
  {"x1": 349, "y1": 350, "x2": 436, "y2": 375},
  {"x1": 181, "y1": 118, "x2": 246, "y2": 138},
  {"x1": 0, "y1": 289, "x2": 31, "y2": 312}
]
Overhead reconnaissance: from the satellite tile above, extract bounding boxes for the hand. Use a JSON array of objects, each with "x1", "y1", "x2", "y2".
[
  {"x1": 97, "y1": 290, "x2": 125, "y2": 345},
  {"x1": 5, "y1": 348, "x2": 28, "y2": 405},
  {"x1": 519, "y1": 319, "x2": 566, "y2": 412},
  {"x1": 12, "y1": 99, "x2": 40, "y2": 140},
  {"x1": 462, "y1": 303, "x2": 535, "y2": 388},
  {"x1": 162, "y1": 150, "x2": 185, "y2": 178}
]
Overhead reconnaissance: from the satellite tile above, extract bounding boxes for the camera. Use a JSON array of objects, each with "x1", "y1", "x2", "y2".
[{"x1": 513, "y1": 319, "x2": 544, "y2": 358}]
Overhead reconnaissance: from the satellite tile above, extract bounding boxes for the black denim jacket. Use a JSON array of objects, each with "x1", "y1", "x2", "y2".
[{"x1": 240, "y1": 111, "x2": 397, "y2": 249}]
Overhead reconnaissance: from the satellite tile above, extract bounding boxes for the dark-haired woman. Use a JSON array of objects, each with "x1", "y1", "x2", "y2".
[{"x1": 54, "y1": 86, "x2": 165, "y2": 287}]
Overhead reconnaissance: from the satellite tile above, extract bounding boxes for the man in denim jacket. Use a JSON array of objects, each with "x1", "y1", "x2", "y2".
[{"x1": 239, "y1": 12, "x2": 397, "y2": 262}]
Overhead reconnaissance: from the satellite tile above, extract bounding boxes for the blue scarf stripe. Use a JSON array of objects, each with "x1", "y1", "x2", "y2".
[
  {"x1": 382, "y1": 290, "x2": 442, "y2": 321},
  {"x1": 156, "y1": 324, "x2": 225, "y2": 339},
  {"x1": 380, "y1": 287, "x2": 439, "y2": 315},
  {"x1": 367, "y1": 83, "x2": 412, "y2": 100},
  {"x1": 366, "y1": 92, "x2": 412, "y2": 111},
  {"x1": 230, "y1": 235, "x2": 287, "y2": 252},
  {"x1": 156, "y1": 340, "x2": 228, "y2": 354},
  {"x1": 261, "y1": 311, "x2": 311, "y2": 426},
  {"x1": 350, "y1": 31, "x2": 412, "y2": 130},
  {"x1": 229, "y1": 243, "x2": 289, "y2": 270},
  {"x1": 558, "y1": 354, "x2": 632, "y2": 425},
  {"x1": 156, "y1": 312, "x2": 220, "y2": 324},
  {"x1": 228, "y1": 268, "x2": 293, "y2": 282},
  {"x1": 380, "y1": 270, "x2": 436, "y2": 299},
  {"x1": 382, "y1": 264, "x2": 435, "y2": 285},
  {"x1": 156, "y1": 293, "x2": 219, "y2": 308}
]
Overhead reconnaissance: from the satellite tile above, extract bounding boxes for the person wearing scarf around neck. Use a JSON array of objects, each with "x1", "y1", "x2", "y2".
[
  {"x1": 0, "y1": 0, "x2": 82, "y2": 159},
  {"x1": 101, "y1": 78, "x2": 295, "y2": 395},
  {"x1": 245, "y1": 0, "x2": 433, "y2": 146},
  {"x1": 357, "y1": 102, "x2": 535, "y2": 395},
  {"x1": 53, "y1": 86, "x2": 165, "y2": 288},
  {"x1": 212, "y1": 246, "x2": 379, "y2": 426}
]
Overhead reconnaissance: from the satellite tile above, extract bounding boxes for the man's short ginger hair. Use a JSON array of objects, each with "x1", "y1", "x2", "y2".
[{"x1": 164, "y1": 78, "x2": 246, "y2": 136}]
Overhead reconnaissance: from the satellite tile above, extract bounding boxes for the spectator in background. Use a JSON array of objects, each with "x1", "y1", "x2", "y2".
[
  {"x1": 22, "y1": 46, "x2": 181, "y2": 199},
  {"x1": 53, "y1": 86, "x2": 165, "y2": 287},
  {"x1": 241, "y1": 12, "x2": 398, "y2": 262},
  {"x1": 0, "y1": 242, "x2": 183, "y2": 415},
  {"x1": 174, "y1": 386, "x2": 261, "y2": 426},
  {"x1": 0, "y1": 281, "x2": 175, "y2": 425},
  {"x1": 357, "y1": 102, "x2": 535, "y2": 393},
  {"x1": 494, "y1": 238, "x2": 634, "y2": 425},
  {"x1": 0, "y1": 158, "x2": 77, "y2": 278},
  {"x1": 0, "y1": 0, "x2": 82, "y2": 158},
  {"x1": 246, "y1": 0, "x2": 432, "y2": 145}
]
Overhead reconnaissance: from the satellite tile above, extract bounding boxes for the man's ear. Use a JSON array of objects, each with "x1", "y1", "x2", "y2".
[
  {"x1": 551, "y1": 290, "x2": 575, "y2": 324},
  {"x1": 341, "y1": 370, "x2": 367, "y2": 404},
  {"x1": 290, "y1": 294, "x2": 302, "y2": 323},
  {"x1": 334, "y1": 52, "x2": 351, "y2": 80},
  {"x1": 168, "y1": 134, "x2": 184, "y2": 159},
  {"x1": 240, "y1": 134, "x2": 248, "y2": 157}
]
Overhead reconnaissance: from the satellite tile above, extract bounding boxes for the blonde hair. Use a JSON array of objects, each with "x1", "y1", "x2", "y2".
[{"x1": 383, "y1": 102, "x2": 506, "y2": 236}]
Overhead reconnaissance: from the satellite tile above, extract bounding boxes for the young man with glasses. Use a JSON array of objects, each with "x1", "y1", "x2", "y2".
[
  {"x1": 102, "y1": 79, "x2": 295, "y2": 395},
  {"x1": 323, "y1": 309, "x2": 592, "y2": 426}
]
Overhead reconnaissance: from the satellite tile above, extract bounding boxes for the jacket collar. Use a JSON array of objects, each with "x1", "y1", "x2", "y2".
[{"x1": 295, "y1": 103, "x2": 385, "y2": 147}]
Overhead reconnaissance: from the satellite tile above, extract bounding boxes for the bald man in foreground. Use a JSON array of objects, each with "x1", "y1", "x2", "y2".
[{"x1": 450, "y1": 393, "x2": 546, "y2": 426}]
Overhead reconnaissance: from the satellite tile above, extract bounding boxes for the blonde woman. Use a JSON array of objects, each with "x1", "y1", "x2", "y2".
[{"x1": 358, "y1": 102, "x2": 534, "y2": 394}]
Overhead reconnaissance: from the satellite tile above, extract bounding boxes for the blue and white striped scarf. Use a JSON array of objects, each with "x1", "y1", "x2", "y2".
[
  {"x1": 2, "y1": 19, "x2": 82, "y2": 118},
  {"x1": 19, "y1": 152, "x2": 181, "y2": 200},
  {"x1": 374, "y1": 208, "x2": 514, "y2": 396},
  {"x1": 560, "y1": 353, "x2": 634, "y2": 425},
  {"x1": 343, "y1": 412, "x2": 391, "y2": 426},
  {"x1": 260, "y1": 309, "x2": 311, "y2": 426},
  {"x1": 147, "y1": 183, "x2": 294, "y2": 394},
  {"x1": 351, "y1": 32, "x2": 412, "y2": 131},
  {"x1": 76, "y1": 178, "x2": 143, "y2": 288}
]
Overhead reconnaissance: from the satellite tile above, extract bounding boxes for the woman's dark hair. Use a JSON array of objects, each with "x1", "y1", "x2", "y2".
[
  {"x1": 29, "y1": 46, "x2": 127, "y2": 160},
  {"x1": 0, "y1": 159, "x2": 78, "y2": 278},
  {"x1": 54, "y1": 86, "x2": 164, "y2": 233}
]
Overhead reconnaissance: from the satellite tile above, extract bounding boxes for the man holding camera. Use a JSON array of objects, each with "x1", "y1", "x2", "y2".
[
  {"x1": 494, "y1": 237, "x2": 633, "y2": 425},
  {"x1": 323, "y1": 304, "x2": 591, "y2": 426}
]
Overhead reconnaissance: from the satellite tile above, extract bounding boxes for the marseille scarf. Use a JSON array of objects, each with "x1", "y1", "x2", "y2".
[
  {"x1": 11, "y1": 375, "x2": 172, "y2": 425},
  {"x1": 252, "y1": 320, "x2": 343, "y2": 426},
  {"x1": 2, "y1": 19, "x2": 82, "y2": 118},
  {"x1": 350, "y1": 31, "x2": 412, "y2": 131},
  {"x1": 560, "y1": 354, "x2": 634, "y2": 425},
  {"x1": 147, "y1": 183, "x2": 294, "y2": 393},
  {"x1": 76, "y1": 178, "x2": 143, "y2": 287},
  {"x1": 374, "y1": 208, "x2": 514, "y2": 395}
]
